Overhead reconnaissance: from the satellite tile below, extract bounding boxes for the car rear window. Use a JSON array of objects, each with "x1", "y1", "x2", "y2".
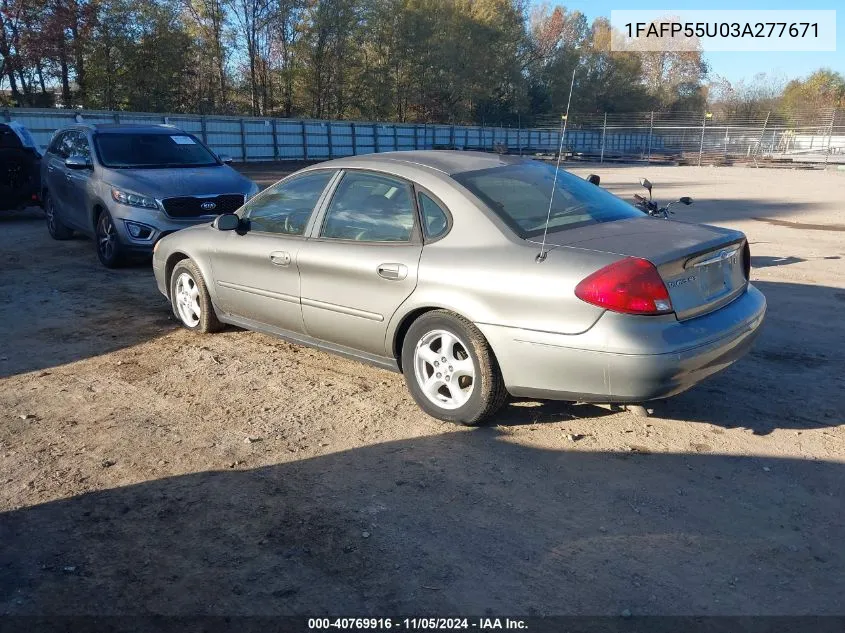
[
  {"x1": 94, "y1": 133, "x2": 219, "y2": 168},
  {"x1": 453, "y1": 161, "x2": 642, "y2": 238}
]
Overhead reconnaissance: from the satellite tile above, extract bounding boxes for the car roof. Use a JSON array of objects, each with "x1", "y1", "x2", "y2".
[{"x1": 318, "y1": 150, "x2": 527, "y2": 176}]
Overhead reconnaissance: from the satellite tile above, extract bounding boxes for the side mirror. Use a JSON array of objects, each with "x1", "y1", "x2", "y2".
[
  {"x1": 679, "y1": 196, "x2": 693, "y2": 205},
  {"x1": 639, "y1": 177, "x2": 652, "y2": 194},
  {"x1": 218, "y1": 154, "x2": 233, "y2": 165},
  {"x1": 586, "y1": 174, "x2": 601, "y2": 186},
  {"x1": 65, "y1": 155, "x2": 91, "y2": 170},
  {"x1": 214, "y1": 213, "x2": 241, "y2": 231}
]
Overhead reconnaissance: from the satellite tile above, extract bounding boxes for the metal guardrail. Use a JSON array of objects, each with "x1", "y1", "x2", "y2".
[{"x1": 1, "y1": 108, "x2": 562, "y2": 161}]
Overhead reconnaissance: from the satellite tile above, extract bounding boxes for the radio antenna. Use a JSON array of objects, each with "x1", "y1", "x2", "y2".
[{"x1": 536, "y1": 61, "x2": 577, "y2": 263}]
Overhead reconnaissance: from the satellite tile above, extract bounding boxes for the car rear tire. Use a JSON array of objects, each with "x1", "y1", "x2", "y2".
[
  {"x1": 401, "y1": 310, "x2": 508, "y2": 425},
  {"x1": 96, "y1": 210, "x2": 125, "y2": 268},
  {"x1": 170, "y1": 259, "x2": 223, "y2": 334},
  {"x1": 45, "y1": 191, "x2": 73, "y2": 240}
]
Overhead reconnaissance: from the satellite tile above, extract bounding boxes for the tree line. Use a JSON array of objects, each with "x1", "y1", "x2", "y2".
[{"x1": 1, "y1": 0, "x2": 842, "y2": 125}]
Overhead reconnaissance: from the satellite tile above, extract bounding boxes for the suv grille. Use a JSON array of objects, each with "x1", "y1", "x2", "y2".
[{"x1": 162, "y1": 194, "x2": 244, "y2": 218}]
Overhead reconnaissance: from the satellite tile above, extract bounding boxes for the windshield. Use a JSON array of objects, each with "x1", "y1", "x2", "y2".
[
  {"x1": 454, "y1": 161, "x2": 642, "y2": 238},
  {"x1": 94, "y1": 133, "x2": 219, "y2": 168}
]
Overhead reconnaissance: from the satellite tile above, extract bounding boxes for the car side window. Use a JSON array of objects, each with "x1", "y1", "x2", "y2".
[
  {"x1": 71, "y1": 132, "x2": 92, "y2": 160},
  {"x1": 418, "y1": 192, "x2": 449, "y2": 240},
  {"x1": 242, "y1": 170, "x2": 333, "y2": 236},
  {"x1": 49, "y1": 132, "x2": 72, "y2": 159},
  {"x1": 321, "y1": 172, "x2": 415, "y2": 242}
]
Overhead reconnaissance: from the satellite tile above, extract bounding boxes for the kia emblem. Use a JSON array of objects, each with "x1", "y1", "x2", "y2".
[{"x1": 201, "y1": 201, "x2": 217, "y2": 211}]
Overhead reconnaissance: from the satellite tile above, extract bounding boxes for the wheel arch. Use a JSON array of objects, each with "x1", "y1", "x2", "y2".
[
  {"x1": 391, "y1": 305, "x2": 481, "y2": 370},
  {"x1": 91, "y1": 202, "x2": 107, "y2": 233},
  {"x1": 164, "y1": 252, "x2": 191, "y2": 299}
]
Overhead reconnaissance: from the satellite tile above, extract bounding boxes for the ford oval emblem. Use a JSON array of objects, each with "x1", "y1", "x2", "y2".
[{"x1": 201, "y1": 201, "x2": 217, "y2": 211}]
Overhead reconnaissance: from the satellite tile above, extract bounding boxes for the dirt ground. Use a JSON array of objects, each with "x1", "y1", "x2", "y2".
[{"x1": 1, "y1": 160, "x2": 843, "y2": 617}]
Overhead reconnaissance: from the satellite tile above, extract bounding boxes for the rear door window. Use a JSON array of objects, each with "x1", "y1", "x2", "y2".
[
  {"x1": 418, "y1": 192, "x2": 450, "y2": 240},
  {"x1": 321, "y1": 172, "x2": 416, "y2": 242}
]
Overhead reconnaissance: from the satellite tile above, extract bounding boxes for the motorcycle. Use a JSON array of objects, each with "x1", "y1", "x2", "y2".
[
  {"x1": 632, "y1": 177, "x2": 693, "y2": 219},
  {"x1": 585, "y1": 174, "x2": 693, "y2": 220}
]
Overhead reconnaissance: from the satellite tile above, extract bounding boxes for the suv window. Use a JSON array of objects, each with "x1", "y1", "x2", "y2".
[
  {"x1": 49, "y1": 132, "x2": 75, "y2": 159},
  {"x1": 418, "y1": 192, "x2": 449, "y2": 239},
  {"x1": 242, "y1": 171, "x2": 334, "y2": 235},
  {"x1": 71, "y1": 131, "x2": 91, "y2": 160},
  {"x1": 321, "y1": 172, "x2": 415, "y2": 242}
]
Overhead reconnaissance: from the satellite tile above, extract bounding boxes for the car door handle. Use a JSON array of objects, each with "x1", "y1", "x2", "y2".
[
  {"x1": 269, "y1": 251, "x2": 291, "y2": 266},
  {"x1": 377, "y1": 263, "x2": 408, "y2": 280}
]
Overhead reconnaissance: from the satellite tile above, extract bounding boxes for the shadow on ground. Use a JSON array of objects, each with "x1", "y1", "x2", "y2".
[
  {"x1": 1, "y1": 431, "x2": 842, "y2": 616},
  {"x1": 0, "y1": 209, "x2": 175, "y2": 379}
]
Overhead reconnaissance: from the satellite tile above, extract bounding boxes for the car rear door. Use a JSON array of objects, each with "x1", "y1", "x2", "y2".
[
  {"x1": 208, "y1": 170, "x2": 336, "y2": 334},
  {"x1": 44, "y1": 132, "x2": 74, "y2": 219},
  {"x1": 298, "y1": 170, "x2": 423, "y2": 357}
]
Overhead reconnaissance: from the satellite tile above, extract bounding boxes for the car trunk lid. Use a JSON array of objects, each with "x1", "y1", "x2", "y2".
[{"x1": 539, "y1": 217, "x2": 749, "y2": 320}]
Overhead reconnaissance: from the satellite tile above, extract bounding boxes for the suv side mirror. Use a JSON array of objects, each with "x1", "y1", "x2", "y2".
[
  {"x1": 214, "y1": 213, "x2": 241, "y2": 231},
  {"x1": 586, "y1": 174, "x2": 600, "y2": 186},
  {"x1": 679, "y1": 196, "x2": 693, "y2": 205},
  {"x1": 65, "y1": 155, "x2": 91, "y2": 170},
  {"x1": 218, "y1": 154, "x2": 233, "y2": 165}
]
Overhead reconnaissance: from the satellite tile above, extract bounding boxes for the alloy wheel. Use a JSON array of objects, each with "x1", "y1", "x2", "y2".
[
  {"x1": 97, "y1": 213, "x2": 116, "y2": 262},
  {"x1": 174, "y1": 272, "x2": 201, "y2": 327},
  {"x1": 46, "y1": 197, "x2": 57, "y2": 233},
  {"x1": 413, "y1": 329, "x2": 475, "y2": 410}
]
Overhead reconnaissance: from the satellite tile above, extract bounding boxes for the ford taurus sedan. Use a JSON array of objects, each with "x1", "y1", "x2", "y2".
[
  {"x1": 152, "y1": 151, "x2": 766, "y2": 424},
  {"x1": 41, "y1": 123, "x2": 259, "y2": 267}
]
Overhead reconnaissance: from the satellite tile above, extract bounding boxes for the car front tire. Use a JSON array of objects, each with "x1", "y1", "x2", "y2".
[
  {"x1": 96, "y1": 210, "x2": 125, "y2": 268},
  {"x1": 169, "y1": 259, "x2": 223, "y2": 334},
  {"x1": 45, "y1": 191, "x2": 73, "y2": 240},
  {"x1": 401, "y1": 310, "x2": 508, "y2": 425}
]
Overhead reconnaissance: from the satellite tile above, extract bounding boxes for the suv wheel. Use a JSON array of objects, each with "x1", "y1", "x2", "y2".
[
  {"x1": 96, "y1": 210, "x2": 124, "y2": 268},
  {"x1": 45, "y1": 191, "x2": 73, "y2": 240},
  {"x1": 401, "y1": 310, "x2": 508, "y2": 425}
]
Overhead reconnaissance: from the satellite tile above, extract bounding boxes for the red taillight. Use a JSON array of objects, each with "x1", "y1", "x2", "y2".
[{"x1": 575, "y1": 257, "x2": 673, "y2": 315}]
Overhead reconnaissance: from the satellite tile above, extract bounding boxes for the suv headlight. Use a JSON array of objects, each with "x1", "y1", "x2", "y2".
[{"x1": 111, "y1": 187, "x2": 160, "y2": 210}]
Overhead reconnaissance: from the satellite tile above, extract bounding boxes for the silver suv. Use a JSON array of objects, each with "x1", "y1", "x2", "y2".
[{"x1": 41, "y1": 124, "x2": 259, "y2": 267}]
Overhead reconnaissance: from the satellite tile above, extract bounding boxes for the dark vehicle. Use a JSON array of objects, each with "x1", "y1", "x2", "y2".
[
  {"x1": 41, "y1": 124, "x2": 259, "y2": 267},
  {"x1": 0, "y1": 122, "x2": 41, "y2": 211}
]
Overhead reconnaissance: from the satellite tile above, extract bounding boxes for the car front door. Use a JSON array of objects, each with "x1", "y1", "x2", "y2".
[
  {"x1": 298, "y1": 170, "x2": 423, "y2": 357},
  {"x1": 209, "y1": 170, "x2": 336, "y2": 334},
  {"x1": 64, "y1": 131, "x2": 94, "y2": 230}
]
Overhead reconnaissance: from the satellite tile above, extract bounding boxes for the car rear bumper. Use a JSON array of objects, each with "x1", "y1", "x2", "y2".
[{"x1": 477, "y1": 284, "x2": 766, "y2": 403}]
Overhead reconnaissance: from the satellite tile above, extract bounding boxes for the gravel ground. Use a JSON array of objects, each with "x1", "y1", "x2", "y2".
[{"x1": 0, "y1": 160, "x2": 843, "y2": 616}]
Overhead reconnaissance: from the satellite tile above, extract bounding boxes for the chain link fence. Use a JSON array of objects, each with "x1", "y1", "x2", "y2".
[
  {"x1": 5, "y1": 106, "x2": 844, "y2": 167},
  {"x1": 534, "y1": 107, "x2": 845, "y2": 167}
]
